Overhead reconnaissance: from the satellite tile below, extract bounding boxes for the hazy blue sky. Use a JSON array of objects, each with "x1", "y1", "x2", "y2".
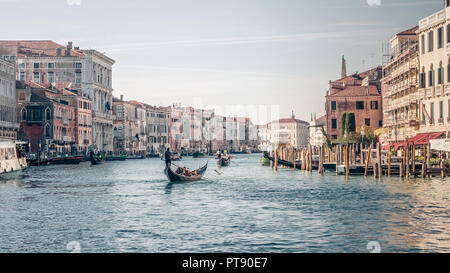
[{"x1": 0, "y1": 0, "x2": 444, "y2": 123}]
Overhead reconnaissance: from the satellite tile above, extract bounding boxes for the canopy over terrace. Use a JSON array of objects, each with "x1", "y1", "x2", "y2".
[{"x1": 383, "y1": 132, "x2": 445, "y2": 150}]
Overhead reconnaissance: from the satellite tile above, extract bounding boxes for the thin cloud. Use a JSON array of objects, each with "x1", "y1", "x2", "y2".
[{"x1": 100, "y1": 28, "x2": 391, "y2": 53}]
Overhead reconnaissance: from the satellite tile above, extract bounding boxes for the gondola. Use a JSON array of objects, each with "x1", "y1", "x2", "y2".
[
  {"x1": 90, "y1": 155, "x2": 102, "y2": 165},
  {"x1": 164, "y1": 162, "x2": 208, "y2": 182},
  {"x1": 218, "y1": 157, "x2": 230, "y2": 167}
]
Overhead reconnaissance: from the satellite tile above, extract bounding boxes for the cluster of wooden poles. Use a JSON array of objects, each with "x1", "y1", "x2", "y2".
[
  {"x1": 271, "y1": 145, "x2": 315, "y2": 172},
  {"x1": 268, "y1": 141, "x2": 448, "y2": 178}
]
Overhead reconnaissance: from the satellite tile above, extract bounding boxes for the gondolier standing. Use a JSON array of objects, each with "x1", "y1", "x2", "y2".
[{"x1": 164, "y1": 148, "x2": 171, "y2": 166}]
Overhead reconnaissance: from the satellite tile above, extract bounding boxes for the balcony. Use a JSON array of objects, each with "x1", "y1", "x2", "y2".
[
  {"x1": 425, "y1": 87, "x2": 434, "y2": 98},
  {"x1": 435, "y1": 85, "x2": 444, "y2": 97},
  {"x1": 445, "y1": 84, "x2": 450, "y2": 95}
]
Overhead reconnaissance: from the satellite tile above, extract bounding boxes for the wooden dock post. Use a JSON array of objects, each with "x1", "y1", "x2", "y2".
[
  {"x1": 274, "y1": 148, "x2": 278, "y2": 172},
  {"x1": 377, "y1": 142, "x2": 382, "y2": 178},
  {"x1": 308, "y1": 145, "x2": 313, "y2": 172},
  {"x1": 387, "y1": 146, "x2": 392, "y2": 177},
  {"x1": 364, "y1": 146, "x2": 371, "y2": 177},
  {"x1": 293, "y1": 148, "x2": 297, "y2": 170},
  {"x1": 427, "y1": 142, "x2": 431, "y2": 178},
  {"x1": 301, "y1": 149, "x2": 306, "y2": 170},
  {"x1": 401, "y1": 148, "x2": 406, "y2": 178},
  {"x1": 412, "y1": 142, "x2": 416, "y2": 174},
  {"x1": 345, "y1": 144, "x2": 350, "y2": 176},
  {"x1": 405, "y1": 141, "x2": 410, "y2": 178},
  {"x1": 440, "y1": 152, "x2": 445, "y2": 178},
  {"x1": 422, "y1": 144, "x2": 426, "y2": 178}
]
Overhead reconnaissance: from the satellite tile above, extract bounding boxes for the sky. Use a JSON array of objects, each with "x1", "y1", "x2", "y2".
[{"x1": 0, "y1": 0, "x2": 445, "y2": 124}]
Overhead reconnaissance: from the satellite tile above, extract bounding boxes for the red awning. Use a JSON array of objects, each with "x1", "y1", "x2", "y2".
[{"x1": 384, "y1": 132, "x2": 445, "y2": 150}]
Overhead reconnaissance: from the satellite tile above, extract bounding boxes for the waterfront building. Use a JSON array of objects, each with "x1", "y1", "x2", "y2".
[
  {"x1": 269, "y1": 114, "x2": 309, "y2": 149},
  {"x1": 207, "y1": 115, "x2": 225, "y2": 152},
  {"x1": 310, "y1": 114, "x2": 327, "y2": 147},
  {"x1": 58, "y1": 84, "x2": 93, "y2": 154},
  {"x1": 0, "y1": 58, "x2": 19, "y2": 140},
  {"x1": 325, "y1": 64, "x2": 383, "y2": 140},
  {"x1": 416, "y1": 2, "x2": 450, "y2": 139},
  {"x1": 0, "y1": 41, "x2": 115, "y2": 153},
  {"x1": 145, "y1": 105, "x2": 170, "y2": 154},
  {"x1": 112, "y1": 96, "x2": 147, "y2": 155},
  {"x1": 129, "y1": 100, "x2": 148, "y2": 155},
  {"x1": 381, "y1": 26, "x2": 420, "y2": 144},
  {"x1": 257, "y1": 123, "x2": 271, "y2": 152},
  {"x1": 16, "y1": 81, "x2": 76, "y2": 156}
]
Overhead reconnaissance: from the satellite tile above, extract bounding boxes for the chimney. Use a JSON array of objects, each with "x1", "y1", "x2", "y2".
[
  {"x1": 120, "y1": 94, "x2": 124, "y2": 101},
  {"x1": 67, "y1": 41, "x2": 73, "y2": 50},
  {"x1": 56, "y1": 48, "x2": 62, "y2": 57}
]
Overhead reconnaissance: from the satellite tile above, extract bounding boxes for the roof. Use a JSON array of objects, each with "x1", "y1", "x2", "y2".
[
  {"x1": 272, "y1": 118, "x2": 309, "y2": 125},
  {"x1": 331, "y1": 66, "x2": 382, "y2": 86},
  {"x1": 397, "y1": 26, "x2": 419, "y2": 36},
  {"x1": 313, "y1": 115, "x2": 327, "y2": 126},
  {"x1": 327, "y1": 85, "x2": 380, "y2": 98},
  {"x1": 0, "y1": 40, "x2": 85, "y2": 57}
]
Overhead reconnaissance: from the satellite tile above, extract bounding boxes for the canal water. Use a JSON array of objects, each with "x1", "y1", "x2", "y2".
[{"x1": 1, "y1": 154, "x2": 450, "y2": 253}]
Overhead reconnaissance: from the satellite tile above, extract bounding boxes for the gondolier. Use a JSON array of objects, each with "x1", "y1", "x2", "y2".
[{"x1": 164, "y1": 148, "x2": 171, "y2": 166}]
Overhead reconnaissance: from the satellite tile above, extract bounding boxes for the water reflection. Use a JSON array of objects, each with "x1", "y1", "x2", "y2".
[{"x1": 0, "y1": 155, "x2": 450, "y2": 252}]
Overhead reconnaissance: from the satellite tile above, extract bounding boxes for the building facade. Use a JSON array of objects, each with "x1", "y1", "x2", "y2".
[
  {"x1": 269, "y1": 116, "x2": 309, "y2": 149},
  {"x1": 17, "y1": 82, "x2": 77, "y2": 156},
  {"x1": 0, "y1": 40, "x2": 115, "y2": 153},
  {"x1": 417, "y1": 2, "x2": 450, "y2": 138},
  {"x1": 310, "y1": 114, "x2": 327, "y2": 147},
  {"x1": 382, "y1": 26, "x2": 420, "y2": 144},
  {"x1": 0, "y1": 58, "x2": 19, "y2": 140},
  {"x1": 257, "y1": 124, "x2": 271, "y2": 152},
  {"x1": 325, "y1": 66, "x2": 383, "y2": 140},
  {"x1": 145, "y1": 105, "x2": 170, "y2": 154}
]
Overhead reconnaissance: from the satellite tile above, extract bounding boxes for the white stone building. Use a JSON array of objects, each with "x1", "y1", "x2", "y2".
[
  {"x1": 417, "y1": 2, "x2": 450, "y2": 138},
  {"x1": 0, "y1": 58, "x2": 19, "y2": 140}
]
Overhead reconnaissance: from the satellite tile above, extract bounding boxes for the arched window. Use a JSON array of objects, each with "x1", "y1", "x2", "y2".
[
  {"x1": 21, "y1": 108, "x2": 27, "y2": 121},
  {"x1": 45, "y1": 124, "x2": 52, "y2": 138},
  {"x1": 45, "y1": 108, "x2": 51, "y2": 121}
]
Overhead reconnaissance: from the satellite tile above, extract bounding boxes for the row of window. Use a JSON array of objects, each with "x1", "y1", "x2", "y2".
[
  {"x1": 424, "y1": 99, "x2": 450, "y2": 123},
  {"x1": 25, "y1": 71, "x2": 82, "y2": 84},
  {"x1": 420, "y1": 25, "x2": 450, "y2": 54},
  {"x1": 0, "y1": 78, "x2": 14, "y2": 97},
  {"x1": 419, "y1": 64, "x2": 450, "y2": 88},
  {"x1": 330, "y1": 117, "x2": 382, "y2": 130},
  {"x1": 330, "y1": 100, "x2": 379, "y2": 110},
  {"x1": 29, "y1": 62, "x2": 82, "y2": 69}
]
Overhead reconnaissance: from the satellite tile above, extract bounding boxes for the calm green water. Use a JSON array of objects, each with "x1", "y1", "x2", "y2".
[{"x1": 1, "y1": 154, "x2": 450, "y2": 253}]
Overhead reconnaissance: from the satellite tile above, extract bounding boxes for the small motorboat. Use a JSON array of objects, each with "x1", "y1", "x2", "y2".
[
  {"x1": 28, "y1": 158, "x2": 52, "y2": 166},
  {"x1": 164, "y1": 162, "x2": 208, "y2": 182},
  {"x1": 260, "y1": 156, "x2": 270, "y2": 166},
  {"x1": 192, "y1": 152, "x2": 207, "y2": 158},
  {"x1": 105, "y1": 155, "x2": 127, "y2": 161},
  {"x1": 89, "y1": 152, "x2": 103, "y2": 166},
  {"x1": 49, "y1": 156, "x2": 83, "y2": 165},
  {"x1": 218, "y1": 157, "x2": 231, "y2": 167}
]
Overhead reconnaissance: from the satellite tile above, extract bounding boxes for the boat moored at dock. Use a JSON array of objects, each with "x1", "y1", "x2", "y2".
[{"x1": 0, "y1": 140, "x2": 28, "y2": 177}]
